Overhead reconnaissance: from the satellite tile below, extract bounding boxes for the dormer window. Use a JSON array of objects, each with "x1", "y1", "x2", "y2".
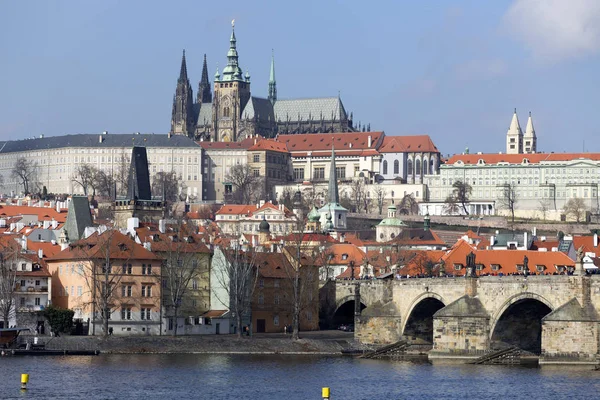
[
  {"x1": 342, "y1": 254, "x2": 348, "y2": 260},
  {"x1": 454, "y1": 263, "x2": 463, "y2": 271},
  {"x1": 516, "y1": 264, "x2": 524, "y2": 271},
  {"x1": 491, "y1": 264, "x2": 501, "y2": 271},
  {"x1": 522, "y1": 158, "x2": 529, "y2": 165},
  {"x1": 477, "y1": 159, "x2": 485, "y2": 165},
  {"x1": 476, "y1": 264, "x2": 484, "y2": 271},
  {"x1": 118, "y1": 243, "x2": 127, "y2": 251},
  {"x1": 536, "y1": 265, "x2": 546, "y2": 272}
]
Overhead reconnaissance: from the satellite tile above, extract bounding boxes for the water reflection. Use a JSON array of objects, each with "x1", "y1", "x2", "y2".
[{"x1": 0, "y1": 355, "x2": 598, "y2": 400}]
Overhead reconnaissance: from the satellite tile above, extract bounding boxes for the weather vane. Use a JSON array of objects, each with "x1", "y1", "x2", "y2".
[{"x1": 231, "y1": 19, "x2": 235, "y2": 28}]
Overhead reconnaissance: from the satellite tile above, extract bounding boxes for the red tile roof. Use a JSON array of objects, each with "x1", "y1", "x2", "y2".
[
  {"x1": 573, "y1": 235, "x2": 600, "y2": 254},
  {"x1": 216, "y1": 204, "x2": 258, "y2": 216},
  {"x1": 0, "y1": 205, "x2": 67, "y2": 223},
  {"x1": 379, "y1": 135, "x2": 439, "y2": 153},
  {"x1": 248, "y1": 138, "x2": 288, "y2": 153},
  {"x1": 27, "y1": 241, "x2": 62, "y2": 259},
  {"x1": 277, "y1": 132, "x2": 383, "y2": 154},
  {"x1": 446, "y1": 152, "x2": 600, "y2": 165}
]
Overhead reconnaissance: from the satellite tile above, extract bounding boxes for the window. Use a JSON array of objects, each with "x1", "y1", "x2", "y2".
[
  {"x1": 273, "y1": 315, "x2": 279, "y2": 326},
  {"x1": 274, "y1": 294, "x2": 280, "y2": 305},
  {"x1": 140, "y1": 308, "x2": 152, "y2": 320},
  {"x1": 293, "y1": 168, "x2": 304, "y2": 181},
  {"x1": 335, "y1": 166, "x2": 346, "y2": 179},
  {"x1": 274, "y1": 280, "x2": 280, "y2": 288},
  {"x1": 253, "y1": 169, "x2": 260, "y2": 177},
  {"x1": 20, "y1": 280, "x2": 25, "y2": 287},
  {"x1": 142, "y1": 264, "x2": 152, "y2": 275},
  {"x1": 122, "y1": 264, "x2": 132, "y2": 274},
  {"x1": 306, "y1": 310, "x2": 312, "y2": 321},
  {"x1": 454, "y1": 264, "x2": 463, "y2": 271},
  {"x1": 259, "y1": 279, "x2": 264, "y2": 288},
  {"x1": 141, "y1": 285, "x2": 152, "y2": 297},
  {"x1": 35, "y1": 297, "x2": 40, "y2": 306},
  {"x1": 258, "y1": 294, "x2": 264, "y2": 305},
  {"x1": 192, "y1": 279, "x2": 199, "y2": 290},
  {"x1": 406, "y1": 160, "x2": 412, "y2": 175},
  {"x1": 102, "y1": 263, "x2": 112, "y2": 274},
  {"x1": 121, "y1": 308, "x2": 132, "y2": 320},
  {"x1": 20, "y1": 297, "x2": 25, "y2": 306},
  {"x1": 383, "y1": 160, "x2": 388, "y2": 175},
  {"x1": 313, "y1": 167, "x2": 325, "y2": 180},
  {"x1": 77, "y1": 286, "x2": 82, "y2": 296},
  {"x1": 415, "y1": 159, "x2": 421, "y2": 175},
  {"x1": 122, "y1": 285, "x2": 133, "y2": 297},
  {"x1": 253, "y1": 154, "x2": 260, "y2": 162}
]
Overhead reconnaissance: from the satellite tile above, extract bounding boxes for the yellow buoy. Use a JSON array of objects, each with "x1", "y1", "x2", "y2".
[
  {"x1": 322, "y1": 387, "x2": 330, "y2": 399},
  {"x1": 21, "y1": 373, "x2": 29, "y2": 390}
]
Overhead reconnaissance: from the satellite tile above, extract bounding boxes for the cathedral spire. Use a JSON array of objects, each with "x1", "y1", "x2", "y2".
[
  {"x1": 179, "y1": 49, "x2": 188, "y2": 82},
  {"x1": 197, "y1": 54, "x2": 212, "y2": 104},
  {"x1": 506, "y1": 108, "x2": 523, "y2": 154},
  {"x1": 328, "y1": 141, "x2": 339, "y2": 204},
  {"x1": 268, "y1": 50, "x2": 277, "y2": 104},
  {"x1": 523, "y1": 111, "x2": 537, "y2": 153},
  {"x1": 222, "y1": 19, "x2": 243, "y2": 81}
]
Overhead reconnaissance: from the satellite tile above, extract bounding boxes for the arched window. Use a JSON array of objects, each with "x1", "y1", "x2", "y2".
[
  {"x1": 407, "y1": 159, "x2": 413, "y2": 175},
  {"x1": 394, "y1": 160, "x2": 400, "y2": 175},
  {"x1": 415, "y1": 159, "x2": 421, "y2": 176},
  {"x1": 383, "y1": 160, "x2": 388, "y2": 175},
  {"x1": 422, "y1": 158, "x2": 428, "y2": 175},
  {"x1": 430, "y1": 158, "x2": 434, "y2": 174},
  {"x1": 224, "y1": 107, "x2": 230, "y2": 118}
]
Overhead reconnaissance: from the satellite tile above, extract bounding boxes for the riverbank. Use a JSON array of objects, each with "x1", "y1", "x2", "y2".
[{"x1": 38, "y1": 331, "x2": 360, "y2": 355}]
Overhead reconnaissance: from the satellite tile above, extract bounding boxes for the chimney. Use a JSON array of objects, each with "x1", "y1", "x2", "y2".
[
  {"x1": 38, "y1": 248, "x2": 43, "y2": 259},
  {"x1": 490, "y1": 235, "x2": 495, "y2": 246},
  {"x1": 523, "y1": 232, "x2": 528, "y2": 249},
  {"x1": 368, "y1": 135, "x2": 372, "y2": 147},
  {"x1": 595, "y1": 233, "x2": 598, "y2": 248},
  {"x1": 51, "y1": 220, "x2": 58, "y2": 229},
  {"x1": 21, "y1": 236, "x2": 27, "y2": 251},
  {"x1": 43, "y1": 220, "x2": 50, "y2": 229},
  {"x1": 158, "y1": 219, "x2": 166, "y2": 234},
  {"x1": 532, "y1": 227, "x2": 537, "y2": 237},
  {"x1": 143, "y1": 242, "x2": 151, "y2": 251},
  {"x1": 99, "y1": 135, "x2": 104, "y2": 143}
]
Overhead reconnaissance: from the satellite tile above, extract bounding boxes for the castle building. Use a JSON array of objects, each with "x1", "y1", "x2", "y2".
[
  {"x1": 170, "y1": 22, "x2": 356, "y2": 142},
  {"x1": 506, "y1": 109, "x2": 537, "y2": 155}
]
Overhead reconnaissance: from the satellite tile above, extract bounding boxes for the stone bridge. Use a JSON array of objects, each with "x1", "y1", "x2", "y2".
[{"x1": 328, "y1": 274, "x2": 600, "y2": 364}]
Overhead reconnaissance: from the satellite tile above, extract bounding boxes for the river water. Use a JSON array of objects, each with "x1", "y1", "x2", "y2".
[{"x1": 0, "y1": 354, "x2": 598, "y2": 399}]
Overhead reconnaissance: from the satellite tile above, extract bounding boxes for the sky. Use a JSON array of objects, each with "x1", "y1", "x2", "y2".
[{"x1": 2, "y1": 0, "x2": 600, "y2": 157}]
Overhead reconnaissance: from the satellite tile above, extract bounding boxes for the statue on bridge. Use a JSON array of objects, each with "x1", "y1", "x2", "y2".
[
  {"x1": 523, "y1": 255, "x2": 529, "y2": 276},
  {"x1": 466, "y1": 251, "x2": 477, "y2": 278}
]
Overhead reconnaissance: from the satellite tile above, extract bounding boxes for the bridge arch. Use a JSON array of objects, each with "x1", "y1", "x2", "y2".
[
  {"x1": 334, "y1": 295, "x2": 367, "y2": 328},
  {"x1": 401, "y1": 292, "x2": 446, "y2": 343},
  {"x1": 489, "y1": 292, "x2": 554, "y2": 354}
]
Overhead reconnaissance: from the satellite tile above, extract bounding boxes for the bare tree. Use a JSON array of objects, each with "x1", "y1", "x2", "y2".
[
  {"x1": 498, "y1": 183, "x2": 518, "y2": 224},
  {"x1": 212, "y1": 246, "x2": 259, "y2": 338},
  {"x1": 399, "y1": 194, "x2": 418, "y2": 215},
  {"x1": 564, "y1": 197, "x2": 588, "y2": 223},
  {"x1": 72, "y1": 163, "x2": 97, "y2": 196},
  {"x1": 372, "y1": 186, "x2": 387, "y2": 215},
  {"x1": 11, "y1": 157, "x2": 38, "y2": 195},
  {"x1": 152, "y1": 221, "x2": 210, "y2": 336},
  {"x1": 350, "y1": 178, "x2": 368, "y2": 213},
  {"x1": 447, "y1": 180, "x2": 472, "y2": 215},
  {"x1": 152, "y1": 171, "x2": 186, "y2": 203},
  {"x1": 282, "y1": 230, "x2": 321, "y2": 340},
  {"x1": 0, "y1": 174, "x2": 5, "y2": 192},
  {"x1": 0, "y1": 238, "x2": 18, "y2": 328},
  {"x1": 225, "y1": 164, "x2": 258, "y2": 204},
  {"x1": 93, "y1": 169, "x2": 115, "y2": 199},
  {"x1": 538, "y1": 199, "x2": 552, "y2": 221},
  {"x1": 115, "y1": 151, "x2": 130, "y2": 197},
  {"x1": 444, "y1": 194, "x2": 460, "y2": 215}
]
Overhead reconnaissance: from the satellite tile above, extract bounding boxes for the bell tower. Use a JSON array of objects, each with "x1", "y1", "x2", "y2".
[{"x1": 212, "y1": 20, "x2": 251, "y2": 142}]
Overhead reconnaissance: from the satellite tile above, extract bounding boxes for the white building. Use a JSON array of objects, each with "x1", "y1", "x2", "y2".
[
  {"x1": 214, "y1": 201, "x2": 298, "y2": 236},
  {"x1": 0, "y1": 133, "x2": 202, "y2": 199}
]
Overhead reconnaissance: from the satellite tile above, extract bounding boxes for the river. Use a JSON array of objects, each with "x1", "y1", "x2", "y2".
[{"x1": 0, "y1": 354, "x2": 598, "y2": 399}]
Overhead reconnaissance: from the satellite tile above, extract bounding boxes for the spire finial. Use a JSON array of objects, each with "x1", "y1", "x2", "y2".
[
  {"x1": 268, "y1": 50, "x2": 277, "y2": 104},
  {"x1": 514, "y1": 107, "x2": 517, "y2": 114},
  {"x1": 231, "y1": 19, "x2": 235, "y2": 28}
]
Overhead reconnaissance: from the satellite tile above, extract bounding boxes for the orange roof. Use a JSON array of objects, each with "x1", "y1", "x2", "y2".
[
  {"x1": 278, "y1": 132, "x2": 383, "y2": 153},
  {"x1": 446, "y1": 152, "x2": 600, "y2": 165},
  {"x1": 327, "y1": 243, "x2": 366, "y2": 265},
  {"x1": 398, "y1": 250, "x2": 446, "y2": 277},
  {"x1": 254, "y1": 252, "x2": 295, "y2": 279},
  {"x1": 197, "y1": 137, "x2": 255, "y2": 150},
  {"x1": 248, "y1": 138, "x2": 288, "y2": 153},
  {"x1": 442, "y1": 241, "x2": 574, "y2": 276},
  {"x1": 0, "y1": 205, "x2": 67, "y2": 223},
  {"x1": 391, "y1": 228, "x2": 446, "y2": 247},
  {"x1": 27, "y1": 241, "x2": 62, "y2": 259},
  {"x1": 573, "y1": 235, "x2": 600, "y2": 254},
  {"x1": 379, "y1": 135, "x2": 439, "y2": 153},
  {"x1": 216, "y1": 204, "x2": 258, "y2": 216},
  {"x1": 48, "y1": 230, "x2": 161, "y2": 261},
  {"x1": 202, "y1": 310, "x2": 228, "y2": 318},
  {"x1": 134, "y1": 227, "x2": 211, "y2": 253}
]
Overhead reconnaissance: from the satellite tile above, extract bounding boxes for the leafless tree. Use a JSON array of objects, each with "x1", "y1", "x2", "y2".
[
  {"x1": 372, "y1": 186, "x2": 387, "y2": 215},
  {"x1": 538, "y1": 199, "x2": 552, "y2": 221},
  {"x1": 225, "y1": 164, "x2": 259, "y2": 204},
  {"x1": 447, "y1": 180, "x2": 472, "y2": 215},
  {"x1": 11, "y1": 157, "x2": 38, "y2": 195},
  {"x1": 498, "y1": 183, "x2": 518, "y2": 224},
  {"x1": 399, "y1": 193, "x2": 418, "y2": 215},
  {"x1": 444, "y1": 194, "x2": 460, "y2": 215},
  {"x1": 75, "y1": 230, "x2": 138, "y2": 337},
  {"x1": 94, "y1": 169, "x2": 115, "y2": 199},
  {"x1": 72, "y1": 163, "x2": 97, "y2": 196},
  {"x1": 350, "y1": 178, "x2": 368, "y2": 213},
  {"x1": 564, "y1": 197, "x2": 588, "y2": 223},
  {"x1": 0, "y1": 238, "x2": 18, "y2": 328},
  {"x1": 115, "y1": 151, "x2": 130, "y2": 197},
  {"x1": 212, "y1": 246, "x2": 259, "y2": 338},
  {"x1": 152, "y1": 171, "x2": 186, "y2": 203},
  {"x1": 0, "y1": 174, "x2": 5, "y2": 192},
  {"x1": 281, "y1": 230, "x2": 322, "y2": 340},
  {"x1": 154, "y1": 221, "x2": 209, "y2": 336}
]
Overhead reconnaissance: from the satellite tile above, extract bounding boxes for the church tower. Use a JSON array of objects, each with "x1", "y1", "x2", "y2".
[
  {"x1": 212, "y1": 21, "x2": 252, "y2": 142},
  {"x1": 268, "y1": 51, "x2": 277, "y2": 104},
  {"x1": 506, "y1": 108, "x2": 523, "y2": 154},
  {"x1": 197, "y1": 54, "x2": 212, "y2": 104},
  {"x1": 170, "y1": 50, "x2": 195, "y2": 137},
  {"x1": 523, "y1": 111, "x2": 537, "y2": 154}
]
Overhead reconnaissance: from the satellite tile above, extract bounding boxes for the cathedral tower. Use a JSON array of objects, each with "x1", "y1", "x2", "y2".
[
  {"x1": 506, "y1": 108, "x2": 523, "y2": 154},
  {"x1": 197, "y1": 54, "x2": 212, "y2": 104},
  {"x1": 523, "y1": 111, "x2": 537, "y2": 154},
  {"x1": 170, "y1": 50, "x2": 195, "y2": 137},
  {"x1": 212, "y1": 20, "x2": 251, "y2": 142},
  {"x1": 268, "y1": 51, "x2": 277, "y2": 104}
]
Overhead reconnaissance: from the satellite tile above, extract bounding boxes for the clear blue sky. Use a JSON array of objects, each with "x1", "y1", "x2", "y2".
[{"x1": 2, "y1": 0, "x2": 600, "y2": 156}]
